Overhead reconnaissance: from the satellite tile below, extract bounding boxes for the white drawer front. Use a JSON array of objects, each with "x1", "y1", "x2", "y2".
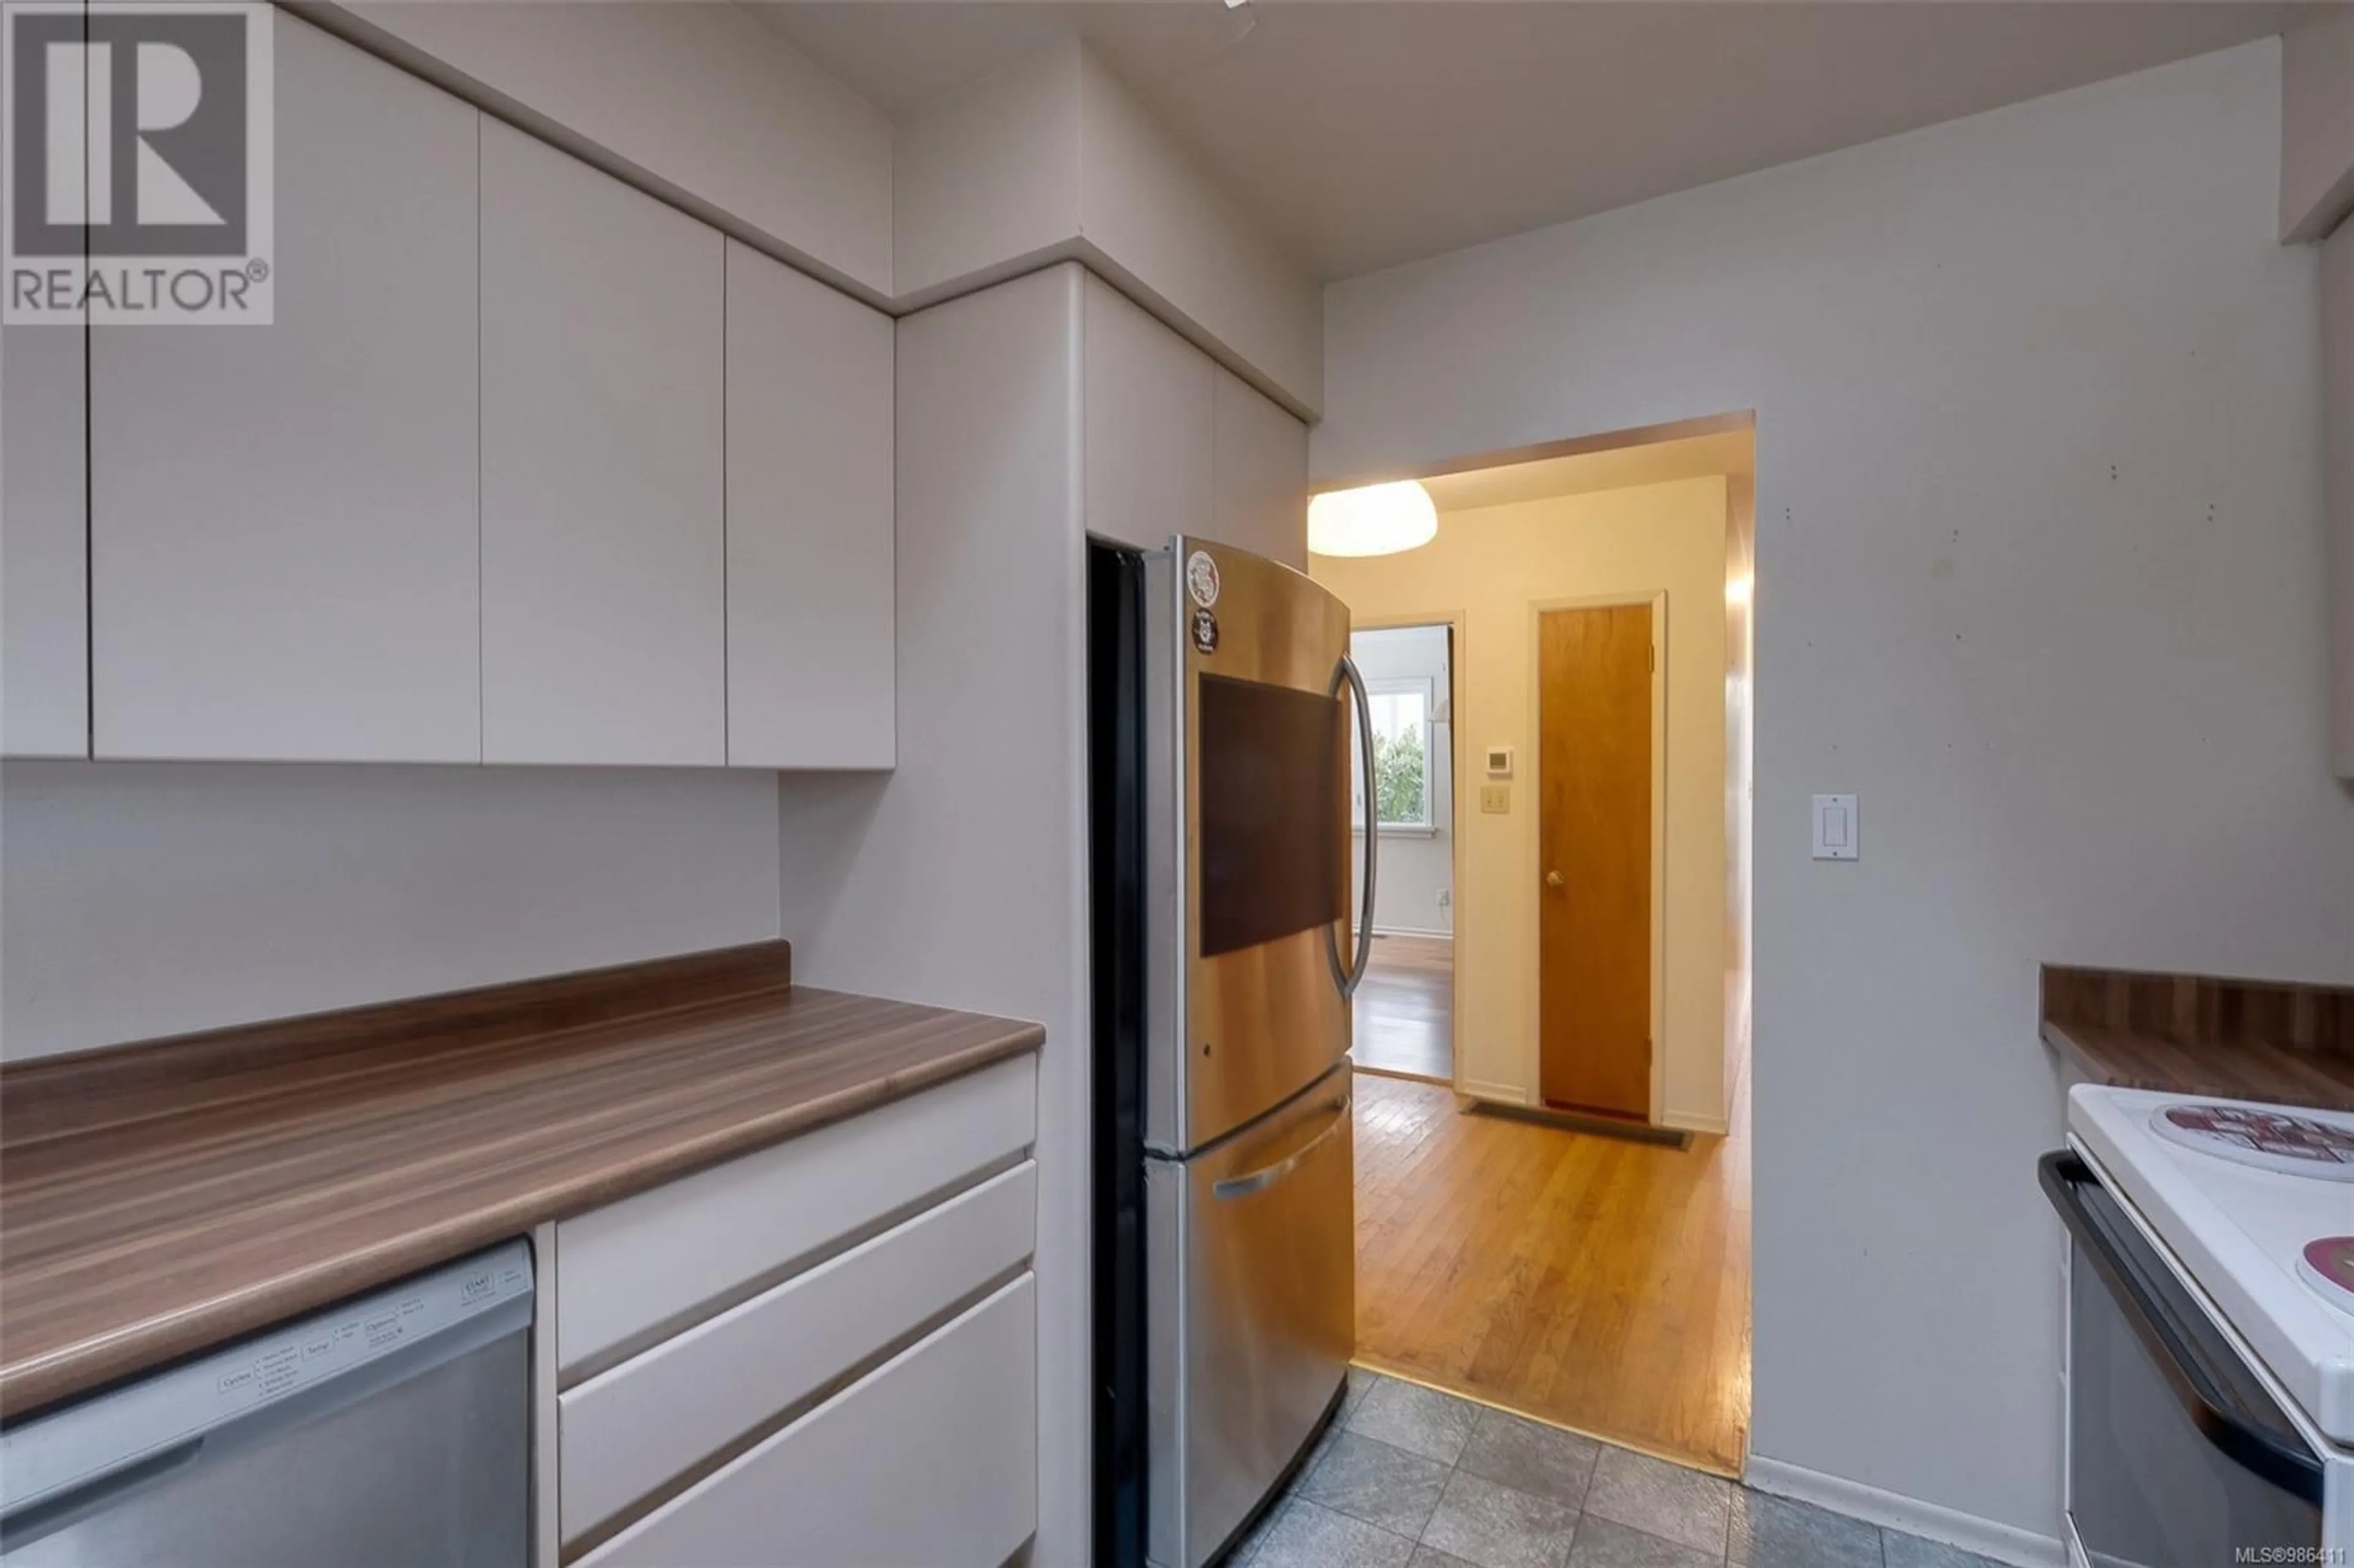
[
  {"x1": 578, "y1": 1273, "x2": 1038, "y2": 1568},
  {"x1": 560, "y1": 1160, "x2": 1037, "y2": 1543},
  {"x1": 556, "y1": 1055, "x2": 1035, "y2": 1375}
]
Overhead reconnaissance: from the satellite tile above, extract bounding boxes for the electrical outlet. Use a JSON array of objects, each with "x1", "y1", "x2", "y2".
[
  {"x1": 1437, "y1": 889, "x2": 1451, "y2": 908},
  {"x1": 1480, "y1": 783, "x2": 1510, "y2": 814}
]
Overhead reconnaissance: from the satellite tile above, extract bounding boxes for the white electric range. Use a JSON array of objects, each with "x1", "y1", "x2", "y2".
[{"x1": 2049, "y1": 1086, "x2": 2354, "y2": 1566}]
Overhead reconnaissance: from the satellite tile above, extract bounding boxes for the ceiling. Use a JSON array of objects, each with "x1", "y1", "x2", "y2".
[
  {"x1": 1420, "y1": 427, "x2": 1754, "y2": 514},
  {"x1": 753, "y1": 1, "x2": 2327, "y2": 280}
]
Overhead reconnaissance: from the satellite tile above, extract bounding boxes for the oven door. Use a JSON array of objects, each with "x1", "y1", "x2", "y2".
[{"x1": 2040, "y1": 1152, "x2": 2325, "y2": 1567}]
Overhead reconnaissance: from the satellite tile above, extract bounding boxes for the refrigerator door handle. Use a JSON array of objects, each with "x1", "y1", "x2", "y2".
[
  {"x1": 1213, "y1": 1097, "x2": 1354, "y2": 1201},
  {"x1": 1328, "y1": 655, "x2": 1378, "y2": 999}
]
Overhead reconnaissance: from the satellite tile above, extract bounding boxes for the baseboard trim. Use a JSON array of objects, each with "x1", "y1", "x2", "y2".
[
  {"x1": 1742, "y1": 1456, "x2": 2066, "y2": 1568},
  {"x1": 1371, "y1": 925, "x2": 1453, "y2": 940},
  {"x1": 1457, "y1": 1078, "x2": 1530, "y2": 1106},
  {"x1": 1659, "y1": 1110, "x2": 1729, "y2": 1136},
  {"x1": 1469, "y1": 1100, "x2": 1689, "y2": 1148}
]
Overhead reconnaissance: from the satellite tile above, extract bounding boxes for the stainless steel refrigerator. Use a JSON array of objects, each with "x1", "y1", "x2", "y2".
[{"x1": 1089, "y1": 535, "x2": 1373, "y2": 1568}]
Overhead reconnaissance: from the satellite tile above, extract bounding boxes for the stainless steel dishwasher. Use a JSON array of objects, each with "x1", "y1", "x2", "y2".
[{"x1": 0, "y1": 1239, "x2": 534, "y2": 1567}]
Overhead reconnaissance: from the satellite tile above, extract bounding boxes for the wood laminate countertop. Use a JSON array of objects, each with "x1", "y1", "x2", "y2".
[
  {"x1": 2041, "y1": 963, "x2": 2354, "y2": 1113},
  {"x1": 2041, "y1": 1021, "x2": 2354, "y2": 1112},
  {"x1": 0, "y1": 942, "x2": 1043, "y2": 1420}
]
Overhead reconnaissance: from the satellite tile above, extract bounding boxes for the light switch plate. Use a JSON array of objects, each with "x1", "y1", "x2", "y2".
[
  {"x1": 1812, "y1": 794, "x2": 1859, "y2": 860},
  {"x1": 1485, "y1": 746, "x2": 1514, "y2": 778},
  {"x1": 1480, "y1": 783, "x2": 1510, "y2": 815}
]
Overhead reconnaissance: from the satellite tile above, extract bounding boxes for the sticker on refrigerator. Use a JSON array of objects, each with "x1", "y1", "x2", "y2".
[
  {"x1": 1186, "y1": 551, "x2": 1222, "y2": 609},
  {"x1": 1191, "y1": 609, "x2": 1220, "y2": 654}
]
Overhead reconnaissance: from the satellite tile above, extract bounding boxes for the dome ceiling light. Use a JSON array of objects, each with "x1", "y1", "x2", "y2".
[{"x1": 1307, "y1": 481, "x2": 1439, "y2": 558}]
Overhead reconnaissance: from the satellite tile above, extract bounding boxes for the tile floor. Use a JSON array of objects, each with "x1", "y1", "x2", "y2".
[{"x1": 1227, "y1": 1371, "x2": 2006, "y2": 1568}]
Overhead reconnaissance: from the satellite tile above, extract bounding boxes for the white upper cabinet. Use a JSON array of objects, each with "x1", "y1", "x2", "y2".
[
  {"x1": 1211, "y1": 364, "x2": 1311, "y2": 572},
  {"x1": 479, "y1": 120, "x2": 726, "y2": 766},
  {"x1": 2, "y1": 321, "x2": 88, "y2": 758},
  {"x1": 88, "y1": 13, "x2": 481, "y2": 762},
  {"x1": 1083, "y1": 273, "x2": 1213, "y2": 553},
  {"x1": 1081, "y1": 272, "x2": 1309, "y2": 571},
  {"x1": 724, "y1": 240, "x2": 894, "y2": 768}
]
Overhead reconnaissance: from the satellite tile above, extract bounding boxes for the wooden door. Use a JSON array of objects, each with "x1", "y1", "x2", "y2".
[{"x1": 1537, "y1": 603, "x2": 1654, "y2": 1117}]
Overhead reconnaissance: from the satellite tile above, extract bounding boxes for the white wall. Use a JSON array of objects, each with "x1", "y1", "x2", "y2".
[
  {"x1": 1725, "y1": 473, "x2": 1756, "y2": 1086},
  {"x1": 1317, "y1": 479, "x2": 1730, "y2": 1131},
  {"x1": 2328, "y1": 221, "x2": 2354, "y2": 782},
  {"x1": 1349, "y1": 623, "x2": 1455, "y2": 937},
  {"x1": 318, "y1": 0, "x2": 894, "y2": 300},
  {"x1": 0, "y1": 762, "x2": 782, "y2": 1059},
  {"x1": 308, "y1": 8, "x2": 1317, "y2": 419},
  {"x1": 776, "y1": 257, "x2": 1307, "y2": 1566},
  {"x1": 1072, "y1": 46, "x2": 1322, "y2": 417},
  {"x1": 777, "y1": 264, "x2": 1091, "y2": 1567},
  {"x1": 893, "y1": 39, "x2": 1322, "y2": 416},
  {"x1": 2283, "y1": 10, "x2": 2354, "y2": 242},
  {"x1": 893, "y1": 39, "x2": 1084, "y2": 305},
  {"x1": 1317, "y1": 40, "x2": 2349, "y2": 1555}
]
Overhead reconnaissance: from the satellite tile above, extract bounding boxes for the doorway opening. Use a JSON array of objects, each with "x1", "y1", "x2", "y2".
[
  {"x1": 1311, "y1": 415, "x2": 1756, "y2": 1474},
  {"x1": 1349, "y1": 622, "x2": 1456, "y2": 1084}
]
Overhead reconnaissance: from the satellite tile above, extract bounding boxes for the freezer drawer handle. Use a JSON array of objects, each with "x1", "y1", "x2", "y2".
[
  {"x1": 1327, "y1": 655, "x2": 1378, "y2": 999},
  {"x1": 1214, "y1": 1097, "x2": 1352, "y2": 1201}
]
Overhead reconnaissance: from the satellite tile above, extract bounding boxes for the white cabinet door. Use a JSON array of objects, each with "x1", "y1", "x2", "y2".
[
  {"x1": 579, "y1": 1274, "x2": 1038, "y2": 1568},
  {"x1": 555, "y1": 1053, "x2": 1036, "y2": 1376},
  {"x1": 480, "y1": 120, "x2": 725, "y2": 766},
  {"x1": 88, "y1": 13, "x2": 480, "y2": 762},
  {"x1": 560, "y1": 1162, "x2": 1037, "y2": 1543},
  {"x1": 1083, "y1": 273, "x2": 1212, "y2": 552},
  {"x1": 1211, "y1": 363, "x2": 1310, "y2": 571},
  {"x1": 2, "y1": 322, "x2": 88, "y2": 758},
  {"x1": 724, "y1": 240, "x2": 893, "y2": 767}
]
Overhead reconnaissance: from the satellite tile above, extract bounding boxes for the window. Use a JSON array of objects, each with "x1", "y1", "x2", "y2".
[{"x1": 1355, "y1": 677, "x2": 1433, "y2": 831}]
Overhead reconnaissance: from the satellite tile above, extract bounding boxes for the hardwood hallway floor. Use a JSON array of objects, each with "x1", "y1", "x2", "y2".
[
  {"x1": 1351, "y1": 934, "x2": 1453, "y2": 1081},
  {"x1": 1350, "y1": 1045, "x2": 1752, "y2": 1474}
]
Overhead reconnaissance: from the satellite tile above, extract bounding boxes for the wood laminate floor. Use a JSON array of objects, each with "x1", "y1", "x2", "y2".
[
  {"x1": 1352, "y1": 1038, "x2": 1752, "y2": 1474},
  {"x1": 1352, "y1": 935, "x2": 1453, "y2": 1081}
]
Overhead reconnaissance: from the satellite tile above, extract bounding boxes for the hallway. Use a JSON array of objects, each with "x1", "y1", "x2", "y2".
[
  {"x1": 1350, "y1": 1051, "x2": 1751, "y2": 1474},
  {"x1": 1351, "y1": 934, "x2": 1453, "y2": 1081}
]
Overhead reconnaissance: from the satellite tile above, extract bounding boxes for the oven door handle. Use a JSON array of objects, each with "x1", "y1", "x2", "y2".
[
  {"x1": 2039, "y1": 1151, "x2": 2325, "y2": 1504},
  {"x1": 1327, "y1": 655, "x2": 1377, "y2": 999}
]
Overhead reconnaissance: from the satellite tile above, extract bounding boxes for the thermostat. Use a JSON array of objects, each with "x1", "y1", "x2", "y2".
[{"x1": 1485, "y1": 746, "x2": 1514, "y2": 778}]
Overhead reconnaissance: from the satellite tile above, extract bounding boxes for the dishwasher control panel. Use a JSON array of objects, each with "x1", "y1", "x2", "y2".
[{"x1": 0, "y1": 1239, "x2": 533, "y2": 1524}]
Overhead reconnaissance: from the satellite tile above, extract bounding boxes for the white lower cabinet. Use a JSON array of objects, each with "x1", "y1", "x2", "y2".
[
  {"x1": 577, "y1": 1275, "x2": 1037, "y2": 1568},
  {"x1": 554, "y1": 1054, "x2": 1035, "y2": 1376},
  {"x1": 558, "y1": 1160, "x2": 1037, "y2": 1544},
  {"x1": 548, "y1": 1059, "x2": 1042, "y2": 1565}
]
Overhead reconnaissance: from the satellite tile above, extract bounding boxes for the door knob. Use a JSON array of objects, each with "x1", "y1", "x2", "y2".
[{"x1": 1545, "y1": 870, "x2": 1564, "y2": 888}]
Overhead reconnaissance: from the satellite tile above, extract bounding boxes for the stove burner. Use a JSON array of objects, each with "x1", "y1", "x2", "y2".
[
  {"x1": 2299, "y1": 1237, "x2": 2354, "y2": 1317},
  {"x1": 2147, "y1": 1103, "x2": 2354, "y2": 1182}
]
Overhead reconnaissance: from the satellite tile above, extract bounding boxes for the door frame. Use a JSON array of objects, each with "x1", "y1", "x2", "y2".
[
  {"x1": 1523, "y1": 590, "x2": 1668, "y2": 1123},
  {"x1": 1349, "y1": 610, "x2": 1467, "y2": 1091}
]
